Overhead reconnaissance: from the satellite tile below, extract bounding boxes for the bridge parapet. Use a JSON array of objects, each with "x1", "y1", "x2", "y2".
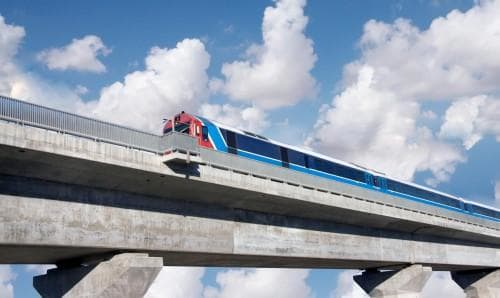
[{"x1": 0, "y1": 95, "x2": 163, "y2": 153}]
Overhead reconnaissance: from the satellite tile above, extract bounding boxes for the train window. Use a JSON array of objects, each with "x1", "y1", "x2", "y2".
[
  {"x1": 280, "y1": 147, "x2": 289, "y2": 168},
  {"x1": 236, "y1": 133, "x2": 280, "y2": 160},
  {"x1": 221, "y1": 129, "x2": 237, "y2": 154},
  {"x1": 334, "y1": 163, "x2": 366, "y2": 183},
  {"x1": 386, "y1": 179, "x2": 461, "y2": 208},
  {"x1": 288, "y1": 149, "x2": 306, "y2": 167},
  {"x1": 310, "y1": 157, "x2": 365, "y2": 183},
  {"x1": 201, "y1": 126, "x2": 208, "y2": 141},
  {"x1": 471, "y1": 205, "x2": 498, "y2": 219}
]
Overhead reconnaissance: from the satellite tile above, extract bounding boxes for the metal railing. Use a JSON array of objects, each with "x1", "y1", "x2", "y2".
[{"x1": 0, "y1": 95, "x2": 171, "y2": 153}]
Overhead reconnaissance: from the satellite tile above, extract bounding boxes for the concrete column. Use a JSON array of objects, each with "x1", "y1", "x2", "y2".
[
  {"x1": 353, "y1": 265, "x2": 432, "y2": 298},
  {"x1": 452, "y1": 269, "x2": 500, "y2": 298},
  {"x1": 33, "y1": 253, "x2": 163, "y2": 298}
]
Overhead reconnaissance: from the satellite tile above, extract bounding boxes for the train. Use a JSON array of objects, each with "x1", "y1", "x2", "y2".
[{"x1": 163, "y1": 111, "x2": 500, "y2": 222}]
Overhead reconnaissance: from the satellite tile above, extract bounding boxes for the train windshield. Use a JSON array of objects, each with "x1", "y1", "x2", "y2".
[{"x1": 164, "y1": 121, "x2": 191, "y2": 134}]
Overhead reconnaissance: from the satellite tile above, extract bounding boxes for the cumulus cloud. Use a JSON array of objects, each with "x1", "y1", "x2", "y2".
[
  {"x1": 80, "y1": 39, "x2": 210, "y2": 132},
  {"x1": 1, "y1": 15, "x2": 210, "y2": 133},
  {"x1": 422, "y1": 272, "x2": 464, "y2": 298},
  {"x1": 24, "y1": 264, "x2": 56, "y2": 275},
  {"x1": 75, "y1": 84, "x2": 89, "y2": 95},
  {"x1": 200, "y1": 103, "x2": 269, "y2": 133},
  {"x1": 307, "y1": 66, "x2": 465, "y2": 184},
  {"x1": 342, "y1": 0, "x2": 500, "y2": 101},
  {"x1": 329, "y1": 270, "x2": 368, "y2": 298},
  {"x1": 439, "y1": 95, "x2": 500, "y2": 149},
  {"x1": 0, "y1": 265, "x2": 15, "y2": 298},
  {"x1": 145, "y1": 267, "x2": 205, "y2": 298},
  {"x1": 0, "y1": 15, "x2": 83, "y2": 110},
  {"x1": 204, "y1": 268, "x2": 312, "y2": 298},
  {"x1": 217, "y1": 0, "x2": 317, "y2": 110},
  {"x1": 37, "y1": 35, "x2": 111, "y2": 73},
  {"x1": 495, "y1": 180, "x2": 500, "y2": 203},
  {"x1": 307, "y1": 0, "x2": 500, "y2": 185},
  {"x1": 0, "y1": 15, "x2": 25, "y2": 94}
]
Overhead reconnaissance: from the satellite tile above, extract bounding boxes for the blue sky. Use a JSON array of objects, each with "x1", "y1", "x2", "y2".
[{"x1": 1, "y1": 0, "x2": 500, "y2": 297}]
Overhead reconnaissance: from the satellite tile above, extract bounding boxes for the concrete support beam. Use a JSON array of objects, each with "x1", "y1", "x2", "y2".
[
  {"x1": 452, "y1": 269, "x2": 500, "y2": 298},
  {"x1": 33, "y1": 253, "x2": 162, "y2": 298},
  {"x1": 353, "y1": 265, "x2": 432, "y2": 297}
]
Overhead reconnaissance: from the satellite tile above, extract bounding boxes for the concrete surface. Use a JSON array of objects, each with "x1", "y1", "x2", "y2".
[
  {"x1": 0, "y1": 186, "x2": 499, "y2": 270},
  {"x1": 33, "y1": 253, "x2": 162, "y2": 298},
  {"x1": 0, "y1": 120, "x2": 498, "y2": 246},
  {"x1": 1, "y1": 103, "x2": 499, "y2": 297},
  {"x1": 0, "y1": 118, "x2": 499, "y2": 269},
  {"x1": 354, "y1": 265, "x2": 432, "y2": 297},
  {"x1": 452, "y1": 269, "x2": 500, "y2": 298}
]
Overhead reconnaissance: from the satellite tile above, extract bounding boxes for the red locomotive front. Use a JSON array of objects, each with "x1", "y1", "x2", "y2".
[{"x1": 163, "y1": 112, "x2": 213, "y2": 149}]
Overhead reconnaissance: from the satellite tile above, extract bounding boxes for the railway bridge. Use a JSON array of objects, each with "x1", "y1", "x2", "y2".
[{"x1": 0, "y1": 96, "x2": 499, "y2": 297}]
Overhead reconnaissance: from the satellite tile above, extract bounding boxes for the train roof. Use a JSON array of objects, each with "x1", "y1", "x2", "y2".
[
  {"x1": 198, "y1": 115, "x2": 369, "y2": 173},
  {"x1": 461, "y1": 198, "x2": 500, "y2": 211},
  {"x1": 196, "y1": 114, "x2": 499, "y2": 210}
]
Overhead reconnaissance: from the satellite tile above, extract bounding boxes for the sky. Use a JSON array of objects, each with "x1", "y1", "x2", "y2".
[{"x1": 0, "y1": 0, "x2": 500, "y2": 297}]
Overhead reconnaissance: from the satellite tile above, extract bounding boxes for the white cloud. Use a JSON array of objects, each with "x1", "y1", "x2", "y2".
[
  {"x1": 1, "y1": 15, "x2": 210, "y2": 133},
  {"x1": 0, "y1": 265, "x2": 15, "y2": 298},
  {"x1": 0, "y1": 15, "x2": 83, "y2": 111},
  {"x1": 145, "y1": 267, "x2": 205, "y2": 298},
  {"x1": 37, "y1": 35, "x2": 111, "y2": 73},
  {"x1": 200, "y1": 103, "x2": 269, "y2": 133},
  {"x1": 80, "y1": 39, "x2": 210, "y2": 132},
  {"x1": 308, "y1": 0, "x2": 500, "y2": 185},
  {"x1": 75, "y1": 84, "x2": 89, "y2": 95},
  {"x1": 218, "y1": 0, "x2": 317, "y2": 110},
  {"x1": 495, "y1": 180, "x2": 500, "y2": 203},
  {"x1": 204, "y1": 268, "x2": 312, "y2": 298},
  {"x1": 439, "y1": 95, "x2": 500, "y2": 149},
  {"x1": 329, "y1": 270, "x2": 368, "y2": 298},
  {"x1": 422, "y1": 272, "x2": 464, "y2": 298},
  {"x1": 343, "y1": 0, "x2": 500, "y2": 101},
  {"x1": 24, "y1": 264, "x2": 56, "y2": 275},
  {"x1": 0, "y1": 15, "x2": 25, "y2": 94},
  {"x1": 307, "y1": 66, "x2": 465, "y2": 184}
]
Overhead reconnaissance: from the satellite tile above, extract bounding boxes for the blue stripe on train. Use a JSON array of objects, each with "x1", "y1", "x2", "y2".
[
  {"x1": 197, "y1": 116, "x2": 227, "y2": 152},
  {"x1": 223, "y1": 140, "x2": 499, "y2": 223}
]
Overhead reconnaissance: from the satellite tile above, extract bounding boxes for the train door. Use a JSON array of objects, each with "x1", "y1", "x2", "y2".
[
  {"x1": 280, "y1": 147, "x2": 289, "y2": 168},
  {"x1": 373, "y1": 176, "x2": 387, "y2": 189},
  {"x1": 193, "y1": 120, "x2": 212, "y2": 149},
  {"x1": 365, "y1": 173, "x2": 374, "y2": 185}
]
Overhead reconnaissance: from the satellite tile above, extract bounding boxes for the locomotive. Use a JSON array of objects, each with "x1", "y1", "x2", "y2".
[{"x1": 164, "y1": 111, "x2": 499, "y2": 222}]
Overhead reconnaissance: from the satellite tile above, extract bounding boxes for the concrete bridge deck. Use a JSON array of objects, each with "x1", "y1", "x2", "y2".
[
  {"x1": 0, "y1": 119, "x2": 498, "y2": 271},
  {"x1": 1, "y1": 95, "x2": 500, "y2": 297}
]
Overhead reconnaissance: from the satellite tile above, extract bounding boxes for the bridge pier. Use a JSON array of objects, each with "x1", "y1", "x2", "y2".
[
  {"x1": 353, "y1": 265, "x2": 432, "y2": 297},
  {"x1": 33, "y1": 253, "x2": 162, "y2": 298},
  {"x1": 452, "y1": 269, "x2": 500, "y2": 298}
]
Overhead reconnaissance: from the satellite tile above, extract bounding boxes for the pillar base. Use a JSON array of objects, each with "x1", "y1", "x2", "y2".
[
  {"x1": 34, "y1": 253, "x2": 162, "y2": 298},
  {"x1": 452, "y1": 269, "x2": 500, "y2": 298},
  {"x1": 354, "y1": 265, "x2": 432, "y2": 298}
]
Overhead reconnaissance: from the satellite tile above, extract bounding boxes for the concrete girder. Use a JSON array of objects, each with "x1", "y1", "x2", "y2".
[
  {"x1": 33, "y1": 253, "x2": 162, "y2": 298},
  {"x1": 353, "y1": 265, "x2": 432, "y2": 297},
  {"x1": 452, "y1": 269, "x2": 500, "y2": 298}
]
